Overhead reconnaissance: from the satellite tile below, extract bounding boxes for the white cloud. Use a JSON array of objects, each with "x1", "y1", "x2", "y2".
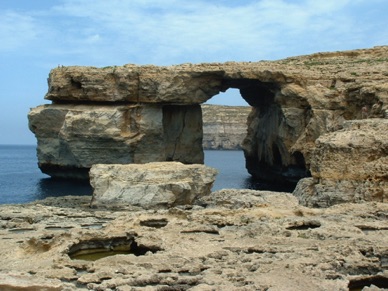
[
  {"x1": 1, "y1": 0, "x2": 387, "y2": 65},
  {"x1": 48, "y1": 0, "x2": 380, "y2": 64}
]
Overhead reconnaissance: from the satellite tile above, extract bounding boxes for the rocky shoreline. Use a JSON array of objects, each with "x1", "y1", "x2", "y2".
[
  {"x1": 6, "y1": 46, "x2": 387, "y2": 290},
  {"x1": 0, "y1": 191, "x2": 387, "y2": 290}
]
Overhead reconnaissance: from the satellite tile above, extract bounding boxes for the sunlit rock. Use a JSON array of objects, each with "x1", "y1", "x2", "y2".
[
  {"x1": 29, "y1": 104, "x2": 203, "y2": 179},
  {"x1": 294, "y1": 119, "x2": 388, "y2": 206},
  {"x1": 89, "y1": 162, "x2": 218, "y2": 209}
]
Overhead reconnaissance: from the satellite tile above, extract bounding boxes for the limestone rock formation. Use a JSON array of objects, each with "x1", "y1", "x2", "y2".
[
  {"x1": 294, "y1": 119, "x2": 388, "y2": 207},
  {"x1": 202, "y1": 104, "x2": 251, "y2": 150},
  {"x1": 29, "y1": 104, "x2": 203, "y2": 179},
  {"x1": 29, "y1": 46, "x2": 388, "y2": 196},
  {"x1": 44, "y1": 65, "x2": 223, "y2": 104},
  {"x1": 0, "y1": 193, "x2": 387, "y2": 290},
  {"x1": 89, "y1": 162, "x2": 218, "y2": 209}
]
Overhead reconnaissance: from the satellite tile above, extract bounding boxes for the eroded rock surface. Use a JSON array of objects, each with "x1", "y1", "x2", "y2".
[
  {"x1": 0, "y1": 193, "x2": 387, "y2": 290},
  {"x1": 44, "y1": 65, "x2": 223, "y2": 104},
  {"x1": 29, "y1": 104, "x2": 203, "y2": 179},
  {"x1": 294, "y1": 119, "x2": 388, "y2": 207},
  {"x1": 90, "y1": 162, "x2": 218, "y2": 209}
]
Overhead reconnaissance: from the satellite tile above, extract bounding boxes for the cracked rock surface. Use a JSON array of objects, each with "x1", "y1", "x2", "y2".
[{"x1": 0, "y1": 190, "x2": 387, "y2": 290}]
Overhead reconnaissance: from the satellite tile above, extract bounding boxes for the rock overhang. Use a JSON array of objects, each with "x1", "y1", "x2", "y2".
[{"x1": 45, "y1": 62, "x2": 306, "y2": 106}]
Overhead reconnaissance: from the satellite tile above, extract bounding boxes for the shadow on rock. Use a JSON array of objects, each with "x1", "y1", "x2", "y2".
[{"x1": 36, "y1": 178, "x2": 93, "y2": 200}]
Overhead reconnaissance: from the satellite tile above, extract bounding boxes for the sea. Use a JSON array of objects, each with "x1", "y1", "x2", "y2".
[{"x1": 0, "y1": 145, "x2": 291, "y2": 205}]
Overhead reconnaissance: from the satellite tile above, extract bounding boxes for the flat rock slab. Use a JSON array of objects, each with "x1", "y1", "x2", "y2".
[
  {"x1": 90, "y1": 162, "x2": 218, "y2": 209},
  {"x1": 0, "y1": 193, "x2": 387, "y2": 290}
]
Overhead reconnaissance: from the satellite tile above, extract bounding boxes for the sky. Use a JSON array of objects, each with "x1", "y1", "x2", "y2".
[{"x1": 0, "y1": 0, "x2": 387, "y2": 145}]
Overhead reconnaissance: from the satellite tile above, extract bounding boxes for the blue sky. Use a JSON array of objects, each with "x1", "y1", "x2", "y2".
[{"x1": 0, "y1": 0, "x2": 387, "y2": 145}]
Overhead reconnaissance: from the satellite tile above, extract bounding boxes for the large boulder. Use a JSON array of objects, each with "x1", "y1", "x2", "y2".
[
  {"x1": 89, "y1": 162, "x2": 218, "y2": 209},
  {"x1": 293, "y1": 119, "x2": 388, "y2": 207}
]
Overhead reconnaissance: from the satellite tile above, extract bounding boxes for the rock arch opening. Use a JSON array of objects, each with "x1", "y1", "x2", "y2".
[
  {"x1": 204, "y1": 78, "x2": 311, "y2": 192},
  {"x1": 221, "y1": 78, "x2": 279, "y2": 107},
  {"x1": 203, "y1": 88, "x2": 250, "y2": 150},
  {"x1": 202, "y1": 89, "x2": 250, "y2": 191}
]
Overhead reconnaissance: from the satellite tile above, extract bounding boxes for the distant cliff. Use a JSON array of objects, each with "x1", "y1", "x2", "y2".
[{"x1": 201, "y1": 104, "x2": 251, "y2": 150}]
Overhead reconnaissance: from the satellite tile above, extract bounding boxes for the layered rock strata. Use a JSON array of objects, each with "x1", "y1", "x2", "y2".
[
  {"x1": 294, "y1": 119, "x2": 388, "y2": 207},
  {"x1": 28, "y1": 46, "x2": 388, "y2": 205},
  {"x1": 0, "y1": 193, "x2": 387, "y2": 290},
  {"x1": 29, "y1": 103, "x2": 203, "y2": 179},
  {"x1": 90, "y1": 162, "x2": 218, "y2": 209},
  {"x1": 202, "y1": 104, "x2": 251, "y2": 150}
]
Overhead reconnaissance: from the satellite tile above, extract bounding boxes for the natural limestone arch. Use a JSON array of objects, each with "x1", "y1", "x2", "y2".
[
  {"x1": 29, "y1": 66, "x2": 311, "y2": 184},
  {"x1": 29, "y1": 47, "x2": 388, "y2": 196}
]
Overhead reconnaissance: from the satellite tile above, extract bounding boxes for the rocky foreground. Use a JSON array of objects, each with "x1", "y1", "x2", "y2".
[{"x1": 0, "y1": 191, "x2": 387, "y2": 290}]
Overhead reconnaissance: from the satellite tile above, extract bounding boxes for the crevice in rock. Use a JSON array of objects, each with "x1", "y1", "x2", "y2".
[
  {"x1": 70, "y1": 77, "x2": 82, "y2": 89},
  {"x1": 140, "y1": 218, "x2": 169, "y2": 228},
  {"x1": 245, "y1": 248, "x2": 278, "y2": 254},
  {"x1": 172, "y1": 108, "x2": 186, "y2": 161},
  {"x1": 286, "y1": 220, "x2": 321, "y2": 230},
  {"x1": 348, "y1": 275, "x2": 388, "y2": 290},
  {"x1": 181, "y1": 228, "x2": 219, "y2": 235},
  {"x1": 162, "y1": 104, "x2": 203, "y2": 164},
  {"x1": 8, "y1": 228, "x2": 35, "y2": 233},
  {"x1": 68, "y1": 235, "x2": 162, "y2": 261},
  {"x1": 39, "y1": 164, "x2": 91, "y2": 180},
  {"x1": 44, "y1": 226, "x2": 74, "y2": 231}
]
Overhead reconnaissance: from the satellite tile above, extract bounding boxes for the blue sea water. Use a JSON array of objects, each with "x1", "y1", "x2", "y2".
[
  {"x1": 205, "y1": 150, "x2": 293, "y2": 193},
  {"x1": 0, "y1": 145, "x2": 92, "y2": 204},
  {"x1": 0, "y1": 145, "x2": 290, "y2": 205}
]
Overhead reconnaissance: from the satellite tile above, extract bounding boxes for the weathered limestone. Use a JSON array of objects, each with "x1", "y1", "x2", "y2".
[
  {"x1": 294, "y1": 119, "x2": 388, "y2": 207},
  {"x1": 89, "y1": 162, "x2": 218, "y2": 209},
  {"x1": 240, "y1": 48, "x2": 388, "y2": 185},
  {"x1": 202, "y1": 104, "x2": 251, "y2": 150},
  {"x1": 29, "y1": 104, "x2": 203, "y2": 179},
  {"x1": 0, "y1": 273, "x2": 63, "y2": 291},
  {"x1": 0, "y1": 194, "x2": 387, "y2": 290},
  {"x1": 28, "y1": 46, "x2": 388, "y2": 205},
  {"x1": 45, "y1": 65, "x2": 223, "y2": 104}
]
